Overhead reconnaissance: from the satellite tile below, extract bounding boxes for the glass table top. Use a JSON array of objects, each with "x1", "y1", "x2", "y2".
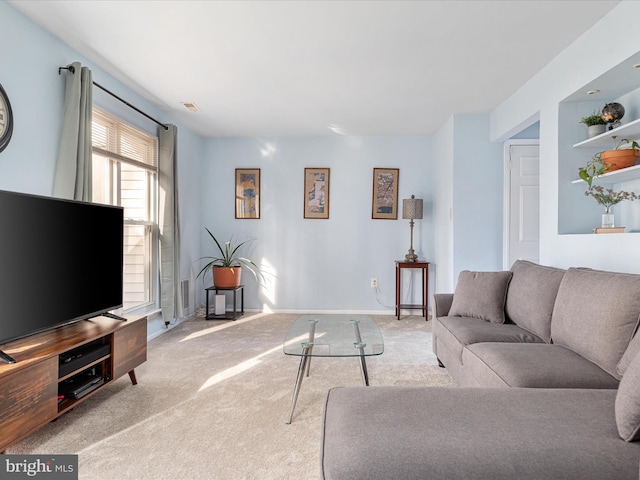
[{"x1": 283, "y1": 314, "x2": 384, "y2": 357}]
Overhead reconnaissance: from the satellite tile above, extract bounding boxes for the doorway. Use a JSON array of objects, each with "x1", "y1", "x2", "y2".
[{"x1": 503, "y1": 140, "x2": 540, "y2": 269}]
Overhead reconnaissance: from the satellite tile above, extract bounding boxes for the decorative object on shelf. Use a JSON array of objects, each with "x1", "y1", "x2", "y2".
[
  {"x1": 584, "y1": 185, "x2": 639, "y2": 229},
  {"x1": 303, "y1": 167, "x2": 330, "y2": 219},
  {"x1": 196, "y1": 228, "x2": 263, "y2": 288},
  {"x1": 372, "y1": 168, "x2": 399, "y2": 219},
  {"x1": 580, "y1": 110, "x2": 607, "y2": 138},
  {"x1": 0, "y1": 83, "x2": 13, "y2": 153},
  {"x1": 235, "y1": 168, "x2": 260, "y2": 219},
  {"x1": 402, "y1": 194, "x2": 423, "y2": 262},
  {"x1": 594, "y1": 227, "x2": 625, "y2": 234},
  {"x1": 601, "y1": 102, "x2": 625, "y2": 130},
  {"x1": 602, "y1": 209, "x2": 615, "y2": 228}
]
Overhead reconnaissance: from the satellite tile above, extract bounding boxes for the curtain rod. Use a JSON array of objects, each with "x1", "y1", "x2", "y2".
[{"x1": 58, "y1": 66, "x2": 169, "y2": 131}]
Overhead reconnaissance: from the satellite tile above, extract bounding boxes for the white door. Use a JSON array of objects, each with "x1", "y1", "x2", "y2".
[{"x1": 506, "y1": 143, "x2": 540, "y2": 268}]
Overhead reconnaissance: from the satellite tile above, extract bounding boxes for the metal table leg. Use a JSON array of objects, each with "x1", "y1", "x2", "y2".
[
  {"x1": 351, "y1": 319, "x2": 370, "y2": 386},
  {"x1": 286, "y1": 343, "x2": 311, "y2": 424},
  {"x1": 304, "y1": 319, "x2": 317, "y2": 377}
]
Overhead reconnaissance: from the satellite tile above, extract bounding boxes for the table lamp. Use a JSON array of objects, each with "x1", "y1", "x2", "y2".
[{"x1": 402, "y1": 194, "x2": 423, "y2": 262}]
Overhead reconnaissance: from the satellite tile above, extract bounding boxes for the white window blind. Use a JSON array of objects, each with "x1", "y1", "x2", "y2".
[{"x1": 92, "y1": 109, "x2": 158, "y2": 170}]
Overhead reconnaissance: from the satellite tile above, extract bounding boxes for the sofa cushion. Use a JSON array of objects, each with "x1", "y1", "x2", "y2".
[
  {"x1": 551, "y1": 268, "x2": 640, "y2": 380},
  {"x1": 448, "y1": 270, "x2": 512, "y2": 324},
  {"x1": 505, "y1": 260, "x2": 565, "y2": 342},
  {"x1": 616, "y1": 349, "x2": 640, "y2": 441},
  {"x1": 321, "y1": 386, "x2": 639, "y2": 480},
  {"x1": 618, "y1": 331, "x2": 640, "y2": 377},
  {"x1": 462, "y1": 343, "x2": 619, "y2": 388},
  {"x1": 434, "y1": 316, "x2": 543, "y2": 364}
]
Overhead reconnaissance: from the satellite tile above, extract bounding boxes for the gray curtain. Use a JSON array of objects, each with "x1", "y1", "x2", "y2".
[
  {"x1": 158, "y1": 125, "x2": 182, "y2": 324},
  {"x1": 53, "y1": 61, "x2": 93, "y2": 201}
]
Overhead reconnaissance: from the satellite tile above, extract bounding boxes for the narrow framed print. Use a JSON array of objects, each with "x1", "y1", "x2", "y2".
[
  {"x1": 372, "y1": 168, "x2": 399, "y2": 219},
  {"x1": 304, "y1": 168, "x2": 330, "y2": 219},
  {"x1": 235, "y1": 168, "x2": 260, "y2": 219}
]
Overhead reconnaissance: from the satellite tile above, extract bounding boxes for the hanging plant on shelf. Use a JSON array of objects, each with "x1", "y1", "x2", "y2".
[{"x1": 578, "y1": 156, "x2": 607, "y2": 187}]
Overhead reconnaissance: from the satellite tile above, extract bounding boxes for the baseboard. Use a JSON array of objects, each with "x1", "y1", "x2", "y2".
[
  {"x1": 244, "y1": 308, "x2": 432, "y2": 316},
  {"x1": 192, "y1": 305, "x2": 431, "y2": 318}
]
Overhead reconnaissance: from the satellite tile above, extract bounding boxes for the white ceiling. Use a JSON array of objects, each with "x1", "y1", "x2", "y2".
[{"x1": 10, "y1": 0, "x2": 621, "y2": 137}]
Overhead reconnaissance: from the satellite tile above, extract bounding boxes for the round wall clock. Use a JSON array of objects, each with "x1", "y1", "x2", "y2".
[{"x1": 0, "y1": 83, "x2": 13, "y2": 153}]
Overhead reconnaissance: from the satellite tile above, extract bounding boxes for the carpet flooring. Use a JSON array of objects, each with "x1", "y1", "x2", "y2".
[{"x1": 8, "y1": 312, "x2": 455, "y2": 480}]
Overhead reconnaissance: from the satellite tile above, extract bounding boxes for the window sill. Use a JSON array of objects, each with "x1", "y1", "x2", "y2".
[{"x1": 121, "y1": 304, "x2": 161, "y2": 319}]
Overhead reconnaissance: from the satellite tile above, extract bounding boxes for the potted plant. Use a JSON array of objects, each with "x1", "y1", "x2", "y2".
[
  {"x1": 598, "y1": 137, "x2": 640, "y2": 172},
  {"x1": 196, "y1": 228, "x2": 263, "y2": 288},
  {"x1": 579, "y1": 137, "x2": 640, "y2": 185},
  {"x1": 580, "y1": 110, "x2": 607, "y2": 138}
]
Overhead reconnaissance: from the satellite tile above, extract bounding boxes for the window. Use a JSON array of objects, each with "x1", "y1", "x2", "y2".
[{"x1": 91, "y1": 108, "x2": 158, "y2": 311}]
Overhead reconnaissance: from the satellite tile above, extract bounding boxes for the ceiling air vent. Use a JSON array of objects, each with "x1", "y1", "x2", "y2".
[{"x1": 180, "y1": 102, "x2": 200, "y2": 112}]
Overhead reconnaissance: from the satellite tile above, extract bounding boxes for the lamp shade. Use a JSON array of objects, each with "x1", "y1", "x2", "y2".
[{"x1": 402, "y1": 195, "x2": 423, "y2": 220}]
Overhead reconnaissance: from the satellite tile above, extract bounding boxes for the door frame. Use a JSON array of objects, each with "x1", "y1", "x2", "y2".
[{"x1": 502, "y1": 138, "x2": 540, "y2": 270}]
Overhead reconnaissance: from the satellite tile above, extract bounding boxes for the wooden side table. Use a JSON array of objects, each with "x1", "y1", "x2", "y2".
[{"x1": 395, "y1": 261, "x2": 429, "y2": 320}]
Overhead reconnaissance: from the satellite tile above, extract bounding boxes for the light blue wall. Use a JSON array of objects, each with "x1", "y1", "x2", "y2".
[
  {"x1": 431, "y1": 114, "x2": 504, "y2": 293},
  {"x1": 200, "y1": 136, "x2": 432, "y2": 312},
  {"x1": 432, "y1": 118, "x2": 455, "y2": 293},
  {"x1": 0, "y1": 2, "x2": 69, "y2": 194},
  {"x1": 453, "y1": 114, "x2": 504, "y2": 276},
  {"x1": 0, "y1": 3, "x2": 205, "y2": 337},
  {"x1": 511, "y1": 121, "x2": 540, "y2": 140}
]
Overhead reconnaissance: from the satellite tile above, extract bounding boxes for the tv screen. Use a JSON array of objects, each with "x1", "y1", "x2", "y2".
[{"x1": 0, "y1": 190, "x2": 123, "y2": 346}]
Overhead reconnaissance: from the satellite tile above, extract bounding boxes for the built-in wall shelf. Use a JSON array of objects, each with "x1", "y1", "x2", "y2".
[
  {"x1": 558, "y1": 52, "x2": 640, "y2": 235},
  {"x1": 573, "y1": 118, "x2": 640, "y2": 148},
  {"x1": 571, "y1": 164, "x2": 640, "y2": 185}
]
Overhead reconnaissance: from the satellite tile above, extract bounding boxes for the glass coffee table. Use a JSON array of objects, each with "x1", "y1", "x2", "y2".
[{"x1": 283, "y1": 314, "x2": 384, "y2": 423}]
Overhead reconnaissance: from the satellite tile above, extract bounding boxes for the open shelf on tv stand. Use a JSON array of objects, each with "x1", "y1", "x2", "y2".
[{"x1": 0, "y1": 314, "x2": 147, "y2": 453}]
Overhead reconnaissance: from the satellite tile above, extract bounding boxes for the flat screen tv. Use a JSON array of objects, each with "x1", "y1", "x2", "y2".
[{"x1": 0, "y1": 189, "x2": 123, "y2": 355}]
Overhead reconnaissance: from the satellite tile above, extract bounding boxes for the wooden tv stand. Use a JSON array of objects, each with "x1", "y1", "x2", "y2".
[{"x1": 0, "y1": 314, "x2": 147, "y2": 453}]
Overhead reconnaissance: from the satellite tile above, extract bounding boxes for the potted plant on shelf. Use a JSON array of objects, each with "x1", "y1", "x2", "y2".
[
  {"x1": 580, "y1": 110, "x2": 607, "y2": 138},
  {"x1": 598, "y1": 137, "x2": 640, "y2": 172},
  {"x1": 196, "y1": 228, "x2": 263, "y2": 288},
  {"x1": 579, "y1": 137, "x2": 640, "y2": 185}
]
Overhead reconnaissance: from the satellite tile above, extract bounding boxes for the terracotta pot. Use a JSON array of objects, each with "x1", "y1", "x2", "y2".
[
  {"x1": 212, "y1": 266, "x2": 242, "y2": 288},
  {"x1": 601, "y1": 149, "x2": 640, "y2": 172}
]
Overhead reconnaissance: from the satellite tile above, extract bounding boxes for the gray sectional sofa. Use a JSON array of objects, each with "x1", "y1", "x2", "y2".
[
  {"x1": 320, "y1": 261, "x2": 640, "y2": 480},
  {"x1": 433, "y1": 261, "x2": 640, "y2": 388}
]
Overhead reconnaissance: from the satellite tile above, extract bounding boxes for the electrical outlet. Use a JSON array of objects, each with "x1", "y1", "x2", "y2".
[{"x1": 370, "y1": 278, "x2": 378, "y2": 288}]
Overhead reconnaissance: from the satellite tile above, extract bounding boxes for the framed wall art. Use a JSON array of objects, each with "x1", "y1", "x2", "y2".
[
  {"x1": 304, "y1": 168, "x2": 330, "y2": 219},
  {"x1": 235, "y1": 168, "x2": 260, "y2": 219},
  {"x1": 372, "y1": 168, "x2": 399, "y2": 219}
]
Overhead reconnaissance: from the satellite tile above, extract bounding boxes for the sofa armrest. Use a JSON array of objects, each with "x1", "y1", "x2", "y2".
[{"x1": 432, "y1": 293, "x2": 454, "y2": 318}]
